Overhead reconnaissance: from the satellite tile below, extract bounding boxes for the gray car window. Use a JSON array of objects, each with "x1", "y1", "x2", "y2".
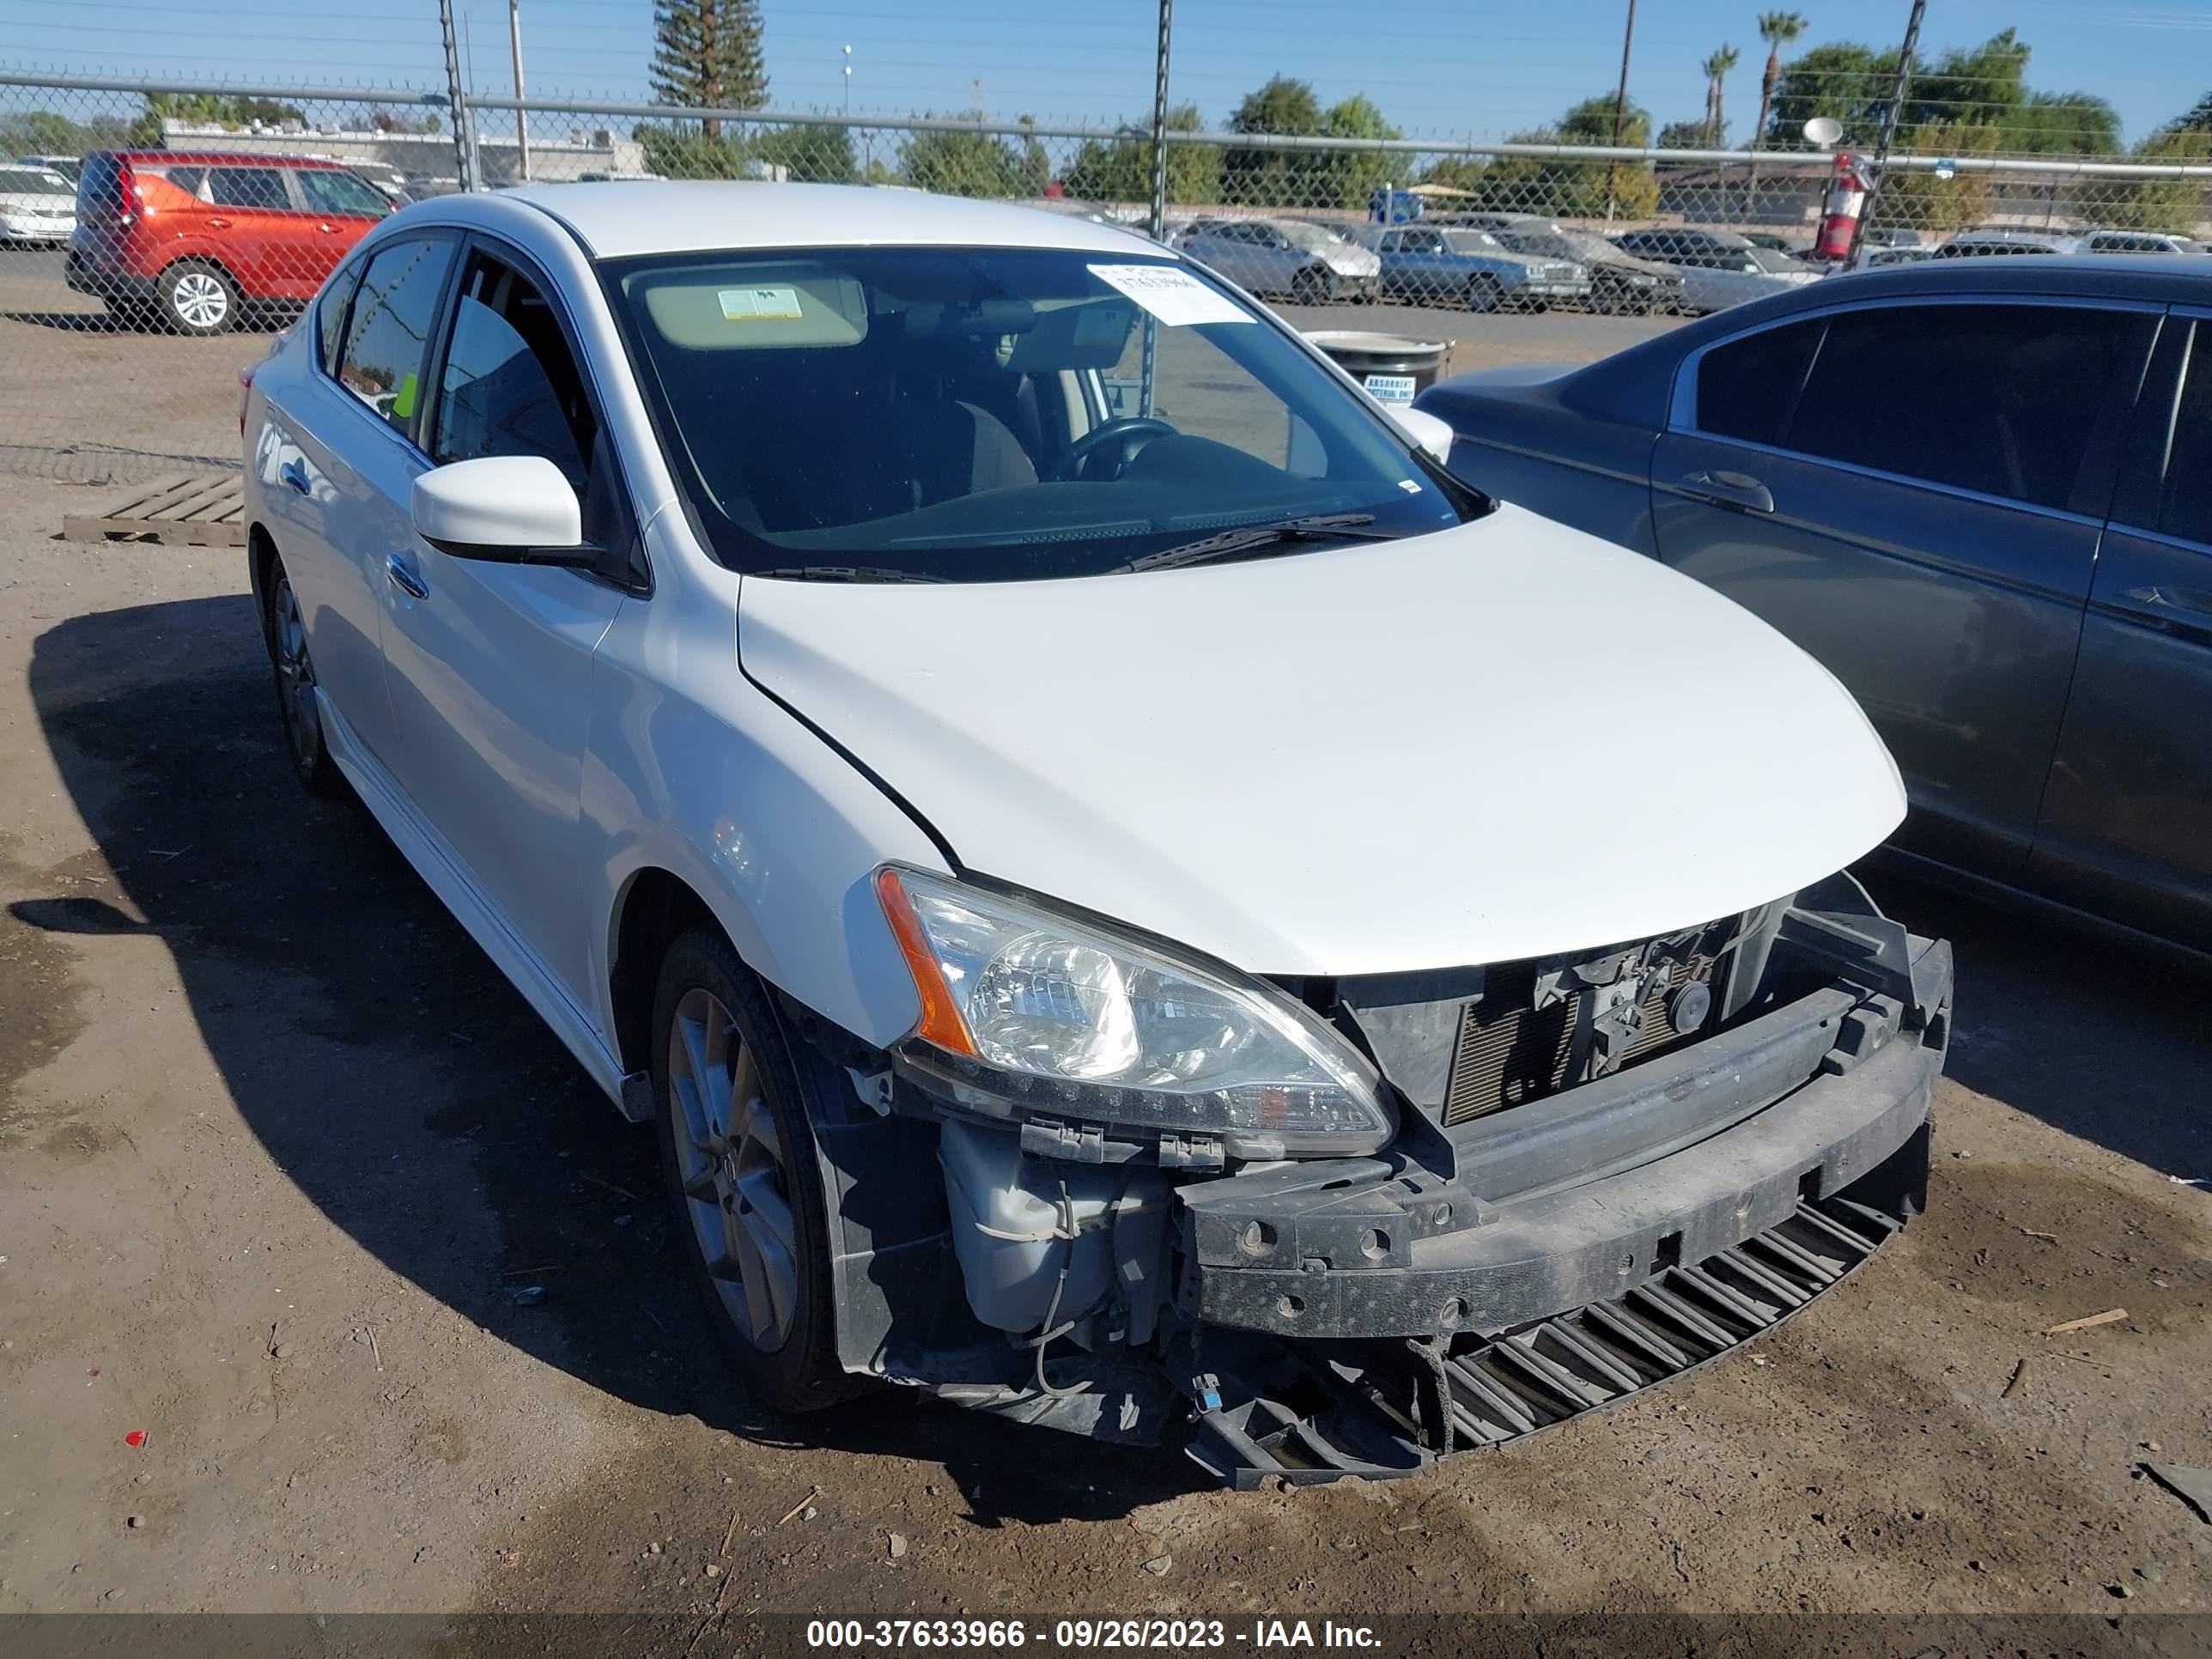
[
  {"x1": 315, "y1": 258, "x2": 364, "y2": 372},
  {"x1": 2160, "y1": 326, "x2": 2212, "y2": 546},
  {"x1": 206, "y1": 167, "x2": 289, "y2": 210},
  {"x1": 431, "y1": 254, "x2": 593, "y2": 491},
  {"x1": 334, "y1": 235, "x2": 456, "y2": 438},
  {"x1": 1788, "y1": 304, "x2": 2133, "y2": 511},
  {"x1": 1695, "y1": 319, "x2": 1825, "y2": 447}
]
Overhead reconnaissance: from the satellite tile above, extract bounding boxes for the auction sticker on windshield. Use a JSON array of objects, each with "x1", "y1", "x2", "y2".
[
  {"x1": 718, "y1": 285, "x2": 805, "y2": 320},
  {"x1": 1089, "y1": 264, "x2": 1252, "y2": 325}
]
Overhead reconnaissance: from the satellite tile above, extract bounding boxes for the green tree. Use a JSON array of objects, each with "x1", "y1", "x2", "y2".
[
  {"x1": 651, "y1": 0, "x2": 768, "y2": 138},
  {"x1": 636, "y1": 124, "x2": 748, "y2": 178},
  {"x1": 1880, "y1": 120, "x2": 1999, "y2": 230},
  {"x1": 1224, "y1": 75, "x2": 1323, "y2": 207},
  {"x1": 0, "y1": 108, "x2": 133, "y2": 157},
  {"x1": 1752, "y1": 11, "x2": 1808, "y2": 148},
  {"x1": 1063, "y1": 104, "x2": 1219, "y2": 207},
  {"x1": 900, "y1": 117, "x2": 1029, "y2": 198},
  {"x1": 1314, "y1": 94, "x2": 1402, "y2": 210},
  {"x1": 752, "y1": 123, "x2": 857, "y2": 183},
  {"x1": 1476, "y1": 96, "x2": 1658, "y2": 220},
  {"x1": 2172, "y1": 91, "x2": 2212, "y2": 134},
  {"x1": 1703, "y1": 44, "x2": 1741, "y2": 147},
  {"x1": 2100, "y1": 126, "x2": 2211, "y2": 229},
  {"x1": 1658, "y1": 118, "x2": 1713, "y2": 150},
  {"x1": 1015, "y1": 115, "x2": 1052, "y2": 197},
  {"x1": 1999, "y1": 90, "x2": 2119, "y2": 155},
  {"x1": 1769, "y1": 41, "x2": 1887, "y2": 145},
  {"x1": 132, "y1": 92, "x2": 307, "y2": 144}
]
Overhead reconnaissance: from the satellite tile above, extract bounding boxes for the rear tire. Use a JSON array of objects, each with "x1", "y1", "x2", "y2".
[
  {"x1": 652, "y1": 927, "x2": 861, "y2": 1415},
  {"x1": 263, "y1": 562, "x2": 343, "y2": 799},
  {"x1": 158, "y1": 258, "x2": 238, "y2": 336}
]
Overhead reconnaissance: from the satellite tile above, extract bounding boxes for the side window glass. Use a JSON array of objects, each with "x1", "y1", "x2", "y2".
[
  {"x1": 206, "y1": 167, "x2": 289, "y2": 210},
  {"x1": 1377, "y1": 231, "x2": 1401, "y2": 253},
  {"x1": 1694, "y1": 319, "x2": 1825, "y2": 446},
  {"x1": 1788, "y1": 304, "x2": 2134, "y2": 510},
  {"x1": 299, "y1": 170, "x2": 390, "y2": 218},
  {"x1": 431, "y1": 255, "x2": 594, "y2": 492},
  {"x1": 2160, "y1": 326, "x2": 2212, "y2": 547},
  {"x1": 335, "y1": 236, "x2": 457, "y2": 436},
  {"x1": 316, "y1": 259, "x2": 363, "y2": 372}
]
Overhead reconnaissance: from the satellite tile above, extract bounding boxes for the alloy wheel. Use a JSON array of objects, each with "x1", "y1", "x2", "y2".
[
  {"x1": 171, "y1": 269, "x2": 229, "y2": 331},
  {"x1": 271, "y1": 579, "x2": 323, "y2": 767},
  {"x1": 667, "y1": 987, "x2": 799, "y2": 1352}
]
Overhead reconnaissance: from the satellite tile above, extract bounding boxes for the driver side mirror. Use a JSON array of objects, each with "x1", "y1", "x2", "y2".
[
  {"x1": 411, "y1": 455, "x2": 599, "y2": 568},
  {"x1": 1389, "y1": 405, "x2": 1455, "y2": 467}
]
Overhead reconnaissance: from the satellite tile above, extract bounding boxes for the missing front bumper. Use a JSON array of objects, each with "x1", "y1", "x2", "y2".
[{"x1": 1183, "y1": 1120, "x2": 1929, "y2": 1487}]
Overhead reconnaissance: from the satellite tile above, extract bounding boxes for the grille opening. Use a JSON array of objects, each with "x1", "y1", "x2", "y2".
[
  {"x1": 1798, "y1": 1167, "x2": 1825, "y2": 1204},
  {"x1": 1653, "y1": 1231, "x2": 1683, "y2": 1272},
  {"x1": 1438, "y1": 918, "x2": 1741, "y2": 1127}
]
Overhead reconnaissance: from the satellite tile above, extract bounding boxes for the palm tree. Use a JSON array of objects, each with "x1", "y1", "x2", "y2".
[
  {"x1": 1703, "y1": 45, "x2": 1741, "y2": 146},
  {"x1": 1752, "y1": 10, "x2": 1808, "y2": 150}
]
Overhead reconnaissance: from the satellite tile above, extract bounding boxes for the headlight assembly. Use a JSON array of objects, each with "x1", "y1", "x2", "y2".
[{"x1": 875, "y1": 866, "x2": 1395, "y2": 1158}]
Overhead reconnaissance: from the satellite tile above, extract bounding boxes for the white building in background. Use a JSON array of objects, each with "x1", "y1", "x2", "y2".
[{"x1": 160, "y1": 119, "x2": 649, "y2": 187}]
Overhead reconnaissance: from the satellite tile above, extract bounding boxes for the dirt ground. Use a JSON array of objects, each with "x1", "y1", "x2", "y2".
[{"x1": 2, "y1": 292, "x2": 2210, "y2": 1658}]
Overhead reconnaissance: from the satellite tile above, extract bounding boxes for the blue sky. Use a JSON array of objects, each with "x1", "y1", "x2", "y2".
[{"x1": 4, "y1": 0, "x2": 2209, "y2": 144}]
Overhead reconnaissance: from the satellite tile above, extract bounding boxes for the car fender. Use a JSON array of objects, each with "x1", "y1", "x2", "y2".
[{"x1": 581, "y1": 517, "x2": 939, "y2": 1059}]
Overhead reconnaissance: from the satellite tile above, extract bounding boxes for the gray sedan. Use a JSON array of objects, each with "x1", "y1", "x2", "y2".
[
  {"x1": 1415, "y1": 256, "x2": 2212, "y2": 954},
  {"x1": 1342, "y1": 222, "x2": 1589, "y2": 312}
]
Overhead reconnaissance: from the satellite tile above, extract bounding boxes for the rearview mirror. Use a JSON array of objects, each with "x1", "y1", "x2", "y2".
[
  {"x1": 1389, "y1": 404, "x2": 1455, "y2": 466},
  {"x1": 411, "y1": 455, "x2": 592, "y2": 564}
]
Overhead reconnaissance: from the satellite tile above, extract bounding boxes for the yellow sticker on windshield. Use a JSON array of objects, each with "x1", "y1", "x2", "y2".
[{"x1": 717, "y1": 286, "x2": 805, "y2": 321}]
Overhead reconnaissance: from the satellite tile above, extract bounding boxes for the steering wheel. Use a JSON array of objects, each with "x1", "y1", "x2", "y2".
[{"x1": 1048, "y1": 416, "x2": 1176, "y2": 483}]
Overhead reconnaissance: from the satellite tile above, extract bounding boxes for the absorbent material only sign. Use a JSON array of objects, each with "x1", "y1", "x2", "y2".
[{"x1": 1087, "y1": 265, "x2": 1252, "y2": 326}]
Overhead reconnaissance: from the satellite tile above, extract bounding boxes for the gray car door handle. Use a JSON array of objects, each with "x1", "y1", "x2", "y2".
[
  {"x1": 279, "y1": 458, "x2": 311, "y2": 495},
  {"x1": 1677, "y1": 469, "x2": 1775, "y2": 514},
  {"x1": 385, "y1": 553, "x2": 428, "y2": 600}
]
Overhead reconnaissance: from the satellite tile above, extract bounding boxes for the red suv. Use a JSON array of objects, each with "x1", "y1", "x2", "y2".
[{"x1": 68, "y1": 150, "x2": 390, "y2": 336}]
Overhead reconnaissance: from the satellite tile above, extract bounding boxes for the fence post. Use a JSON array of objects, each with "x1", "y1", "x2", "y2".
[
  {"x1": 1147, "y1": 0, "x2": 1174, "y2": 242},
  {"x1": 439, "y1": 0, "x2": 482, "y2": 191},
  {"x1": 1854, "y1": 0, "x2": 1927, "y2": 256}
]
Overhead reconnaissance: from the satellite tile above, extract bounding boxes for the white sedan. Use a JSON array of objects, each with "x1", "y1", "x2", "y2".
[{"x1": 240, "y1": 181, "x2": 1949, "y2": 1483}]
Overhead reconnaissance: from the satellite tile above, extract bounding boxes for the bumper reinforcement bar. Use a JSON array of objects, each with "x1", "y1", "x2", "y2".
[{"x1": 1183, "y1": 1124, "x2": 1925, "y2": 1488}]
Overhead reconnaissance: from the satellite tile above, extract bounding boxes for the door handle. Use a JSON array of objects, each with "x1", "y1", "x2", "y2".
[
  {"x1": 279, "y1": 458, "x2": 311, "y2": 495},
  {"x1": 386, "y1": 553, "x2": 428, "y2": 600},
  {"x1": 316, "y1": 222, "x2": 339, "y2": 234},
  {"x1": 206, "y1": 216, "x2": 232, "y2": 229},
  {"x1": 1676, "y1": 469, "x2": 1775, "y2": 514}
]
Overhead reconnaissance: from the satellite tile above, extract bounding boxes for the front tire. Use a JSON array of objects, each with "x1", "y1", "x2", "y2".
[
  {"x1": 1291, "y1": 266, "x2": 1327, "y2": 306},
  {"x1": 264, "y1": 564, "x2": 343, "y2": 798},
  {"x1": 159, "y1": 258, "x2": 238, "y2": 336},
  {"x1": 1463, "y1": 274, "x2": 1504, "y2": 313},
  {"x1": 653, "y1": 927, "x2": 859, "y2": 1414}
]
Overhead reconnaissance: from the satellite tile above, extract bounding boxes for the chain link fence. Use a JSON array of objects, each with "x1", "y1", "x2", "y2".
[{"x1": 3, "y1": 69, "x2": 2209, "y2": 486}]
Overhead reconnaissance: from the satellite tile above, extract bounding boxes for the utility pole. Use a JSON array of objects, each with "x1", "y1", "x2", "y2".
[
  {"x1": 842, "y1": 44, "x2": 852, "y2": 116},
  {"x1": 508, "y1": 0, "x2": 530, "y2": 183},
  {"x1": 1853, "y1": 0, "x2": 1928, "y2": 258},
  {"x1": 1602, "y1": 0, "x2": 1638, "y2": 222},
  {"x1": 437, "y1": 0, "x2": 480, "y2": 191},
  {"x1": 1147, "y1": 0, "x2": 1173, "y2": 243}
]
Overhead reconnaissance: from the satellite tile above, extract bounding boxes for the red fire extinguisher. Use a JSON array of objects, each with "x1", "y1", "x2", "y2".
[{"x1": 1814, "y1": 149, "x2": 1875, "y2": 262}]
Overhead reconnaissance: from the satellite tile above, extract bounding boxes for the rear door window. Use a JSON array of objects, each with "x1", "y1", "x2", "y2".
[
  {"x1": 333, "y1": 234, "x2": 458, "y2": 438},
  {"x1": 1694, "y1": 318, "x2": 1826, "y2": 446},
  {"x1": 1784, "y1": 303, "x2": 2135, "y2": 511},
  {"x1": 207, "y1": 167, "x2": 289, "y2": 210},
  {"x1": 316, "y1": 258, "x2": 364, "y2": 372},
  {"x1": 298, "y1": 169, "x2": 390, "y2": 218},
  {"x1": 2158, "y1": 325, "x2": 2212, "y2": 547}
]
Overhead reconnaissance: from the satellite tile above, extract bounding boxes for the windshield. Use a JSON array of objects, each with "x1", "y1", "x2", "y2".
[
  {"x1": 1443, "y1": 230, "x2": 1504, "y2": 254},
  {"x1": 1746, "y1": 247, "x2": 1803, "y2": 274},
  {"x1": 1275, "y1": 221, "x2": 1348, "y2": 253},
  {"x1": 608, "y1": 246, "x2": 1473, "y2": 582}
]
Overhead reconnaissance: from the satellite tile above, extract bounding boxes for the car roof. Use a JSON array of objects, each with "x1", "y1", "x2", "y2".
[
  {"x1": 101, "y1": 149, "x2": 348, "y2": 170},
  {"x1": 490, "y1": 180, "x2": 1165, "y2": 260}
]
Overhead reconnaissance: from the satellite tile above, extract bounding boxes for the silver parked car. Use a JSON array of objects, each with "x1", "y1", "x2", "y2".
[
  {"x1": 1177, "y1": 216, "x2": 1382, "y2": 303},
  {"x1": 1418, "y1": 255, "x2": 2212, "y2": 955},
  {"x1": 1341, "y1": 222, "x2": 1588, "y2": 311},
  {"x1": 2086, "y1": 228, "x2": 2205, "y2": 256},
  {"x1": 1935, "y1": 228, "x2": 2087, "y2": 258},
  {"x1": 1610, "y1": 227, "x2": 1822, "y2": 314}
]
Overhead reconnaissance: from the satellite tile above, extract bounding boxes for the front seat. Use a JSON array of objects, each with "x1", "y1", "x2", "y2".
[{"x1": 881, "y1": 396, "x2": 1038, "y2": 511}]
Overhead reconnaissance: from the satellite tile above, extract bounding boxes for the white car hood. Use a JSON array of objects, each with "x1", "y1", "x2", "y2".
[{"x1": 738, "y1": 504, "x2": 1905, "y2": 975}]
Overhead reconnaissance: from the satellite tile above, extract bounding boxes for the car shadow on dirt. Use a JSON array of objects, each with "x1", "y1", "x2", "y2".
[{"x1": 15, "y1": 593, "x2": 1200, "y2": 1524}]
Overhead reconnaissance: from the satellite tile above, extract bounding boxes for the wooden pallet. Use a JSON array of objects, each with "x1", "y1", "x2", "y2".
[{"x1": 63, "y1": 472, "x2": 246, "y2": 548}]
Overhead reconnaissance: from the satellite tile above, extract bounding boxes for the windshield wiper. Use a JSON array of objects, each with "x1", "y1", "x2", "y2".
[
  {"x1": 1117, "y1": 514, "x2": 1400, "y2": 574},
  {"x1": 750, "y1": 564, "x2": 948, "y2": 584}
]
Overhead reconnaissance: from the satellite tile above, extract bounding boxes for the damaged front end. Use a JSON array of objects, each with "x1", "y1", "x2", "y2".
[{"x1": 796, "y1": 872, "x2": 1950, "y2": 1486}]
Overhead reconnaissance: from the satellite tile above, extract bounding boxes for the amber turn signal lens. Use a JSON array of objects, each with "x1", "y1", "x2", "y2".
[{"x1": 874, "y1": 866, "x2": 977, "y2": 1056}]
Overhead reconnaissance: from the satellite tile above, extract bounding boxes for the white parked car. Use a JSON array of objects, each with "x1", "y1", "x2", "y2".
[
  {"x1": 0, "y1": 162, "x2": 76, "y2": 245},
  {"x1": 240, "y1": 182, "x2": 1950, "y2": 1484}
]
